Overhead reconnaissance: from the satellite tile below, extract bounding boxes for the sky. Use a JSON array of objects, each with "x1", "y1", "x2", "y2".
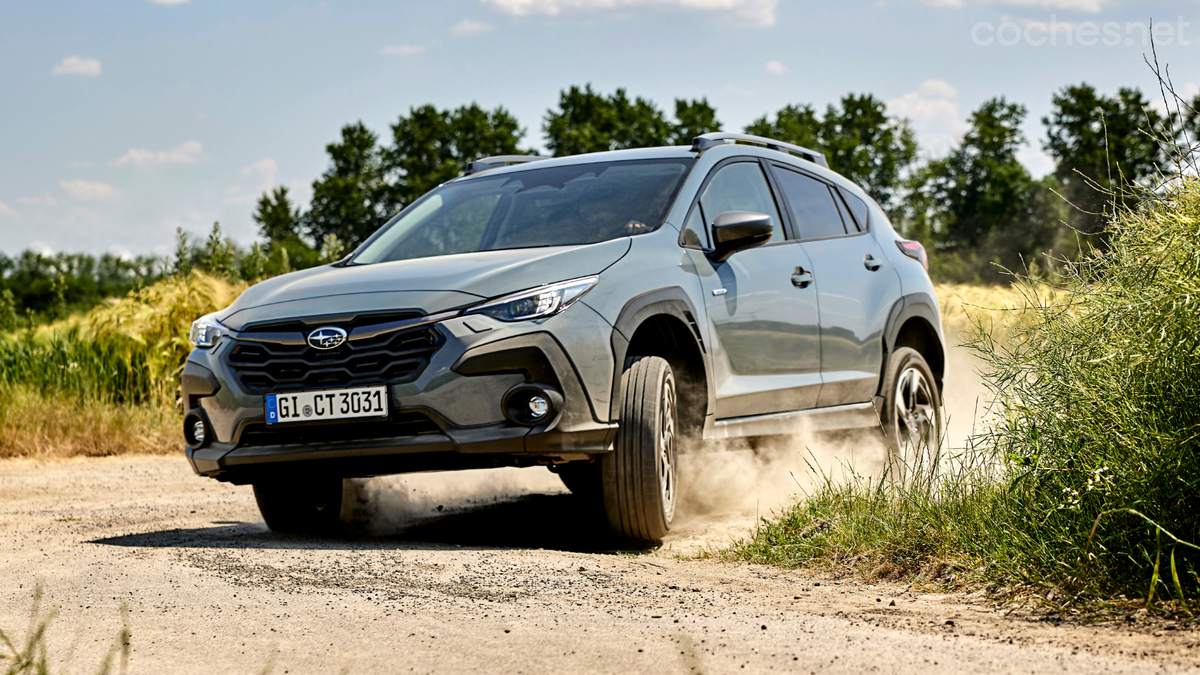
[{"x1": 1, "y1": 0, "x2": 1196, "y2": 258}]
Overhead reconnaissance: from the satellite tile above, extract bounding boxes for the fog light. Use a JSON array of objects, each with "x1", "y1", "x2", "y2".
[
  {"x1": 191, "y1": 419, "x2": 206, "y2": 445},
  {"x1": 528, "y1": 396, "x2": 549, "y2": 418}
]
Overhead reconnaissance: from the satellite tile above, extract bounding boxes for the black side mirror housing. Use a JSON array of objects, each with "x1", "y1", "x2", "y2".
[{"x1": 708, "y1": 211, "x2": 773, "y2": 262}]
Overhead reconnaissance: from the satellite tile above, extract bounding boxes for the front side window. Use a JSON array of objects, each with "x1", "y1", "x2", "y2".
[
  {"x1": 354, "y1": 158, "x2": 694, "y2": 265},
  {"x1": 698, "y1": 162, "x2": 785, "y2": 244},
  {"x1": 680, "y1": 204, "x2": 708, "y2": 248}
]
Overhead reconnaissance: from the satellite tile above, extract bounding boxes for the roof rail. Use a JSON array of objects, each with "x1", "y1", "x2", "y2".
[
  {"x1": 463, "y1": 155, "x2": 546, "y2": 176},
  {"x1": 691, "y1": 133, "x2": 829, "y2": 169}
]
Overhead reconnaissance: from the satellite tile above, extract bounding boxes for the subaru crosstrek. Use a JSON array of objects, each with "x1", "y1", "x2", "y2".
[{"x1": 183, "y1": 133, "x2": 947, "y2": 544}]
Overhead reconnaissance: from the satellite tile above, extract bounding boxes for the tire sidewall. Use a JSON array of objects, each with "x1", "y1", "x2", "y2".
[{"x1": 601, "y1": 356, "x2": 677, "y2": 543}]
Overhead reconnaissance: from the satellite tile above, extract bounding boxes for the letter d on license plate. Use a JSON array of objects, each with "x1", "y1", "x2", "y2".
[{"x1": 265, "y1": 386, "x2": 389, "y2": 424}]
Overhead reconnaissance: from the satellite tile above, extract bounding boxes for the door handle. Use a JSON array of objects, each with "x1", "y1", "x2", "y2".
[
  {"x1": 791, "y1": 267, "x2": 813, "y2": 288},
  {"x1": 864, "y1": 254, "x2": 882, "y2": 271}
]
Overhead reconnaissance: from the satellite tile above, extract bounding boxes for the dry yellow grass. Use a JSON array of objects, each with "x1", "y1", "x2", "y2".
[
  {"x1": 0, "y1": 383, "x2": 180, "y2": 458},
  {"x1": 935, "y1": 282, "x2": 1061, "y2": 339}
]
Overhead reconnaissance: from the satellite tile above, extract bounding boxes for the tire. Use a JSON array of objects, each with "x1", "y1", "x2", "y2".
[
  {"x1": 252, "y1": 477, "x2": 344, "y2": 535},
  {"x1": 601, "y1": 356, "x2": 679, "y2": 544},
  {"x1": 880, "y1": 347, "x2": 943, "y2": 482}
]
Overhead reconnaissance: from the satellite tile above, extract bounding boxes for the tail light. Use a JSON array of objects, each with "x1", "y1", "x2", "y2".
[{"x1": 896, "y1": 240, "x2": 928, "y2": 270}]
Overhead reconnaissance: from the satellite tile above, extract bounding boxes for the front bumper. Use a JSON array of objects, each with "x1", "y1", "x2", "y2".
[{"x1": 183, "y1": 311, "x2": 618, "y2": 484}]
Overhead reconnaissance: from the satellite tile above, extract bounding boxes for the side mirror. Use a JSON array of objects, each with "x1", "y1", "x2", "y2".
[{"x1": 709, "y1": 211, "x2": 773, "y2": 262}]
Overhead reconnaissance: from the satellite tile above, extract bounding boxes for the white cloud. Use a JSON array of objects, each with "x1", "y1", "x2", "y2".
[
  {"x1": 765, "y1": 60, "x2": 787, "y2": 75},
  {"x1": 149, "y1": 0, "x2": 191, "y2": 4},
  {"x1": 922, "y1": 0, "x2": 1106, "y2": 11},
  {"x1": 225, "y1": 158, "x2": 278, "y2": 204},
  {"x1": 452, "y1": 19, "x2": 494, "y2": 35},
  {"x1": 0, "y1": 201, "x2": 17, "y2": 218},
  {"x1": 382, "y1": 45, "x2": 426, "y2": 55},
  {"x1": 243, "y1": 157, "x2": 277, "y2": 188},
  {"x1": 482, "y1": 0, "x2": 778, "y2": 27},
  {"x1": 887, "y1": 80, "x2": 969, "y2": 157},
  {"x1": 287, "y1": 179, "x2": 314, "y2": 212},
  {"x1": 60, "y1": 179, "x2": 117, "y2": 201},
  {"x1": 52, "y1": 56, "x2": 102, "y2": 77},
  {"x1": 1017, "y1": 145, "x2": 1057, "y2": 178},
  {"x1": 115, "y1": 140, "x2": 203, "y2": 167},
  {"x1": 18, "y1": 195, "x2": 57, "y2": 207},
  {"x1": 107, "y1": 245, "x2": 134, "y2": 260},
  {"x1": 29, "y1": 241, "x2": 54, "y2": 256}
]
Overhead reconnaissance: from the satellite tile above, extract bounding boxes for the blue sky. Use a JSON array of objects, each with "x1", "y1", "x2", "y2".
[{"x1": 1, "y1": 0, "x2": 1195, "y2": 257}]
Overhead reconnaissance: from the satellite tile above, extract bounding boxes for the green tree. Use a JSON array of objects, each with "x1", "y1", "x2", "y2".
[
  {"x1": 746, "y1": 96, "x2": 915, "y2": 211},
  {"x1": 252, "y1": 185, "x2": 320, "y2": 272},
  {"x1": 305, "y1": 122, "x2": 392, "y2": 248},
  {"x1": 819, "y1": 94, "x2": 917, "y2": 211},
  {"x1": 670, "y1": 98, "x2": 721, "y2": 145},
  {"x1": 906, "y1": 98, "x2": 1066, "y2": 281},
  {"x1": 253, "y1": 186, "x2": 302, "y2": 246},
  {"x1": 385, "y1": 103, "x2": 526, "y2": 209},
  {"x1": 1043, "y1": 84, "x2": 1165, "y2": 240},
  {"x1": 744, "y1": 103, "x2": 821, "y2": 150},
  {"x1": 543, "y1": 85, "x2": 673, "y2": 156}
]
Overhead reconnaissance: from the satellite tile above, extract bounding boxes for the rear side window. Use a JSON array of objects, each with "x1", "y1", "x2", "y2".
[
  {"x1": 837, "y1": 187, "x2": 870, "y2": 232},
  {"x1": 698, "y1": 162, "x2": 785, "y2": 244},
  {"x1": 772, "y1": 168, "x2": 846, "y2": 239}
]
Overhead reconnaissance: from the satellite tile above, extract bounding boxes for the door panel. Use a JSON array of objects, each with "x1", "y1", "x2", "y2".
[
  {"x1": 690, "y1": 244, "x2": 821, "y2": 417},
  {"x1": 802, "y1": 235, "x2": 899, "y2": 405},
  {"x1": 769, "y1": 166, "x2": 902, "y2": 406},
  {"x1": 687, "y1": 160, "x2": 822, "y2": 418}
]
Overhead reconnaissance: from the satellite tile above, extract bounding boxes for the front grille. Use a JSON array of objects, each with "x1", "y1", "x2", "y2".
[
  {"x1": 226, "y1": 318, "x2": 445, "y2": 394},
  {"x1": 237, "y1": 412, "x2": 442, "y2": 448}
]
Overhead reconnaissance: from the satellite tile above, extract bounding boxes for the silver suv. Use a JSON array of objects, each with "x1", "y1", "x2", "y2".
[{"x1": 183, "y1": 133, "x2": 946, "y2": 544}]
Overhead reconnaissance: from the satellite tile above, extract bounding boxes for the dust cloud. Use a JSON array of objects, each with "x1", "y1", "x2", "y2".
[{"x1": 342, "y1": 340, "x2": 992, "y2": 541}]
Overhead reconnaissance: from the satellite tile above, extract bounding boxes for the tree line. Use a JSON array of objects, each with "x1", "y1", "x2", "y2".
[{"x1": 3, "y1": 80, "x2": 1194, "y2": 324}]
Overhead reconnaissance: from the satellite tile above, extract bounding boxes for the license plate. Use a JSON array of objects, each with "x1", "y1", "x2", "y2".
[{"x1": 265, "y1": 386, "x2": 389, "y2": 424}]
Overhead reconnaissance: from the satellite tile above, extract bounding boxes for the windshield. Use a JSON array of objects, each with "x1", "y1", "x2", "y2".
[{"x1": 353, "y1": 158, "x2": 694, "y2": 265}]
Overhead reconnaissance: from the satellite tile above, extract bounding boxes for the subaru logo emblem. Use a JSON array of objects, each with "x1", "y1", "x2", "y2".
[{"x1": 307, "y1": 326, "x2": 347, "y2": 350}]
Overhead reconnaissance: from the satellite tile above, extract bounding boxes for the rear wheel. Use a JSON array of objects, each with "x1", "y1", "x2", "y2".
[
  {"x1": 880, "y1": 347, "x2": 943, "y2": 481},
  {"x1": 253, "y1": 477, "x2": 344, "y2": 534},
  {"x1": 601, "y1": 356, "x2": 678, "y2": 544}
]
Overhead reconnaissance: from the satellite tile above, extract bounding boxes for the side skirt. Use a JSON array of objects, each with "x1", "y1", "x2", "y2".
[{"x1": 703, "y1": 399, "x2": 882, "y2": 440}]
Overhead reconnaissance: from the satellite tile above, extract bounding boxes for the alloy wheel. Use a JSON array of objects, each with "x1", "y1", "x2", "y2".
[
  {"x1": 658, "y1": 380, "x2": 678, "y2": 525},
  {"x1": 893, "y1": 366, "x2": 937, "y2": 474}
]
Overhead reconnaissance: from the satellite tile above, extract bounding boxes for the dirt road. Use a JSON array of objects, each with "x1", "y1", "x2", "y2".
[{"x1": 2, "y1": 456, "x2": 1197, "y2": 674}]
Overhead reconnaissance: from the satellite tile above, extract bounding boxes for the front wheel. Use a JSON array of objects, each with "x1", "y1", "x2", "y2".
[
  {"x1": 880, "y1": 347, "x2": 943, "y2": 482},
  {"x1": 601, "y1": 356, "x2": 678, "y2": 545},
  {"x1": 253, "y1": 477, "x2": 344, "y2": 534}
]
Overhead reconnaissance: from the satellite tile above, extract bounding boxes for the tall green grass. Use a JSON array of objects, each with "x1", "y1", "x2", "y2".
[
  {"x1": 0, "y1": 272, "x2": 243, "y2": 457},
  {"x1": 726, "y1": 173, "x2": 1200, "y2": 608}
]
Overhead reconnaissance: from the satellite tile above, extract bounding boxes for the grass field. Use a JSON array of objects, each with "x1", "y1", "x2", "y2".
[{"x1": 723, "y1": 175, "x2": 1200, "y2": 610}]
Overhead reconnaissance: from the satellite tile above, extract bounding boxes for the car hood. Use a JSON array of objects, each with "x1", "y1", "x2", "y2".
[{"x1": 217, "y1": 239, "x2": 631, "y2": 330}]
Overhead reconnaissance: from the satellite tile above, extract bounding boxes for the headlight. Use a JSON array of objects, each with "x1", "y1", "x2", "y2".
[
  {"x1": 189, "y1": 313, "x2": 230, "y2": 348},
  {"x1": 466, "y1": 276, "x2": 599, "y2": 322}
]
